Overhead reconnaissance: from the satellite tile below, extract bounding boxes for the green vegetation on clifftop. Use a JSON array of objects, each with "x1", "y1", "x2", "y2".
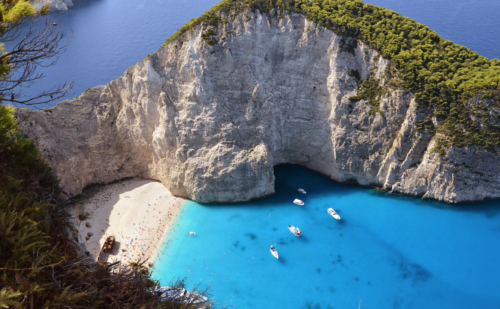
[{"x1": 163, "y1": 0, "x2": 500, "y2": 151}]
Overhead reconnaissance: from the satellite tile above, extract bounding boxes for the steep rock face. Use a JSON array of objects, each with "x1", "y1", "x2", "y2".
[
  {"x1": 17, "y1": 11, "x2": 500, "y2": 203},
  {"x1": 33, "y1": 0, "x2": 74, "y2": 11}
]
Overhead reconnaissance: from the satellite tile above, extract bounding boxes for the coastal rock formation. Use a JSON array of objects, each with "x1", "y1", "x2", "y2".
[
  {"x1": 17, "y1": 10, "x2": 500, "y2": 203},
  {"x1": 33, "y1": 0, "x2": 74, "y2": 11}
]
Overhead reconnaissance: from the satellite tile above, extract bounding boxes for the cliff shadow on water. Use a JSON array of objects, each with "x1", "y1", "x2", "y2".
[{"x1": 259, "y1": 164, "x2": 500, "y2": 213}]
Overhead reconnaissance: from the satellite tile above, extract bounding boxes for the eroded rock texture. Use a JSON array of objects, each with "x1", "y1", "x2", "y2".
[
  {"x1": 17, "y1": 11, "x2": 500, "y2": 203},
  {"x1": 33, "y1": 0, "x2": 73, "y2": 11}
]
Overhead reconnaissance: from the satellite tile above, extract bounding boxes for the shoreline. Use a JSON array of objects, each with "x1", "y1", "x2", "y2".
[
  {"x1": 149, "y1": 197, "x2": 183, "y2": 265},
  {"x1": 70, "y1": 178, "x2": 184, "y2": 267}
]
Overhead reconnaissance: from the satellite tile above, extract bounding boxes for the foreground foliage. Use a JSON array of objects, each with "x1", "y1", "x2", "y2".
[
  {"x1": 164, "y1": 0, "x2": 500, "y2": 150},
  {"x1": 0, "y1": 2, "x2": 213, "y2": 307},
  {"x1": 1, "y1": 105, "x2": 214, "y2": 308}
]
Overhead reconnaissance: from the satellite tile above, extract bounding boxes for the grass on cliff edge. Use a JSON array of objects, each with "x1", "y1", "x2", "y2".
[
  {"x1": 0, "y1": 105, "x2": 212, "y2": 308},
  {"x1": 163, "y1": 0, "x2": 500, "y2": 151}
]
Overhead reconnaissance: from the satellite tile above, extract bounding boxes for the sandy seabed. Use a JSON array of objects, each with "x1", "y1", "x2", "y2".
[{"x1": 70, "y1": 178, "x2": 184, "y2": 266}]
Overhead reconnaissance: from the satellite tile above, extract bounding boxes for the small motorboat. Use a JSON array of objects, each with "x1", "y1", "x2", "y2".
[
  {"x1": 298, "y1": 188, "x2": 307, "y2": 194},
  {"x1": 288, "y1": 224, "x2": 302, "y2": 237},
  {"x1": 270, "y1": 245, "x2": 279, "y2": 259},
  {"x1": 188, "y1": 232, "x2": 196, "y2": 235},
  {"x1": 327, "y1": 208, "x2": 341, "y2": 220},
  {"x1": 293, "y1": 199, "x2": 304, "y2": 206}
]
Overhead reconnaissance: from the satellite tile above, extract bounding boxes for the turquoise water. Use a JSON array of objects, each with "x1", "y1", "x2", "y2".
[
  {"x1": 153, "y1": 165, "x2": 500, "y2": 308},
  {"x1": 6, "y1": 1, "x2": 500, "y2": 307}
]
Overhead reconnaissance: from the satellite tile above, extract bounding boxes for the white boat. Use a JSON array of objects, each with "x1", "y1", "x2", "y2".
[
  {"x1": 270, "y1": 245, "x2": 279, "y2": 259},
  {"x1": 298, "y1": 188, "x2": 307, "y2": 194},
  {"x1": 188, "y1": 232, "x2": 196, "y2": 235},
  {"x1": 327, "y1": 208, "x2": 341, "y2": 220},
  {"x1": 293, "y1": 199, "x2": 304, "y2": 206},
  {"x1": 157, "y1": 286, "x2": 208, "y2": 304},
  {"x1": 288, "y1": 224, "x2": 302, "y2": 237}
]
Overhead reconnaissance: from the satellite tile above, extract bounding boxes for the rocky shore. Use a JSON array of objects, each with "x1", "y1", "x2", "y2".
[{"x1": 33, "y1": 0, "x2": 74, "y2": 11}]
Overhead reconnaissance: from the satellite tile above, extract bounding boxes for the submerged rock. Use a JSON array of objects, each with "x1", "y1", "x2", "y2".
[{"x1": 17, "y1": 10, "x2": 500, "y2": 203}]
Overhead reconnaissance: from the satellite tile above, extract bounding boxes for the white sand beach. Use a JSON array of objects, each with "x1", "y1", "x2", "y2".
[{"x1": 70, "y1": 179, "x2": 184, "y2": 266}]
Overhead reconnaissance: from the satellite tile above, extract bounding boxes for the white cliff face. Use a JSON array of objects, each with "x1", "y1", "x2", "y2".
[{"x1": 17, "y1": 11, "x2": 500, "y2": 203}]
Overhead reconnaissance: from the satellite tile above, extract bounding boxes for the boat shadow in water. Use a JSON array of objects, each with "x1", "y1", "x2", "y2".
[
  {"x1": 277, "y1": 256, "x2": 287, "y2": 265},
  {"x1": 336, "y1": 219, "x2": 347, "y2": 226},
  {"x1": 298, "y1": 235, "x2": 309, "y2": 243}
]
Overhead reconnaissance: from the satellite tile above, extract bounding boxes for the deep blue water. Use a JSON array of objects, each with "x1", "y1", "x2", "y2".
[
  {"x1": 154, "y1": 165, "x2": 500, "y2": 308},
  {"x1": 3, "y1": 0, "x2": 220, "y2": 108},
  {"x1": 3, "y1": 0, "x2": 500, "y2": 108}
]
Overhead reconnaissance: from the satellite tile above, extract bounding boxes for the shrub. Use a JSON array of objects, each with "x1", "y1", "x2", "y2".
[{"x1": 0, "y1": 106, "x2": 213, "y2": 307}]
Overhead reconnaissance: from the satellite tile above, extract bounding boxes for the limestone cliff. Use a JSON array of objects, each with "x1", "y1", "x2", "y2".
[
  {"x1": 33, "y1": 0, "x2": 74, "y2": 11},
  {"x1": 16, "y1": 10, "x2": 500, "y2": 203}
]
